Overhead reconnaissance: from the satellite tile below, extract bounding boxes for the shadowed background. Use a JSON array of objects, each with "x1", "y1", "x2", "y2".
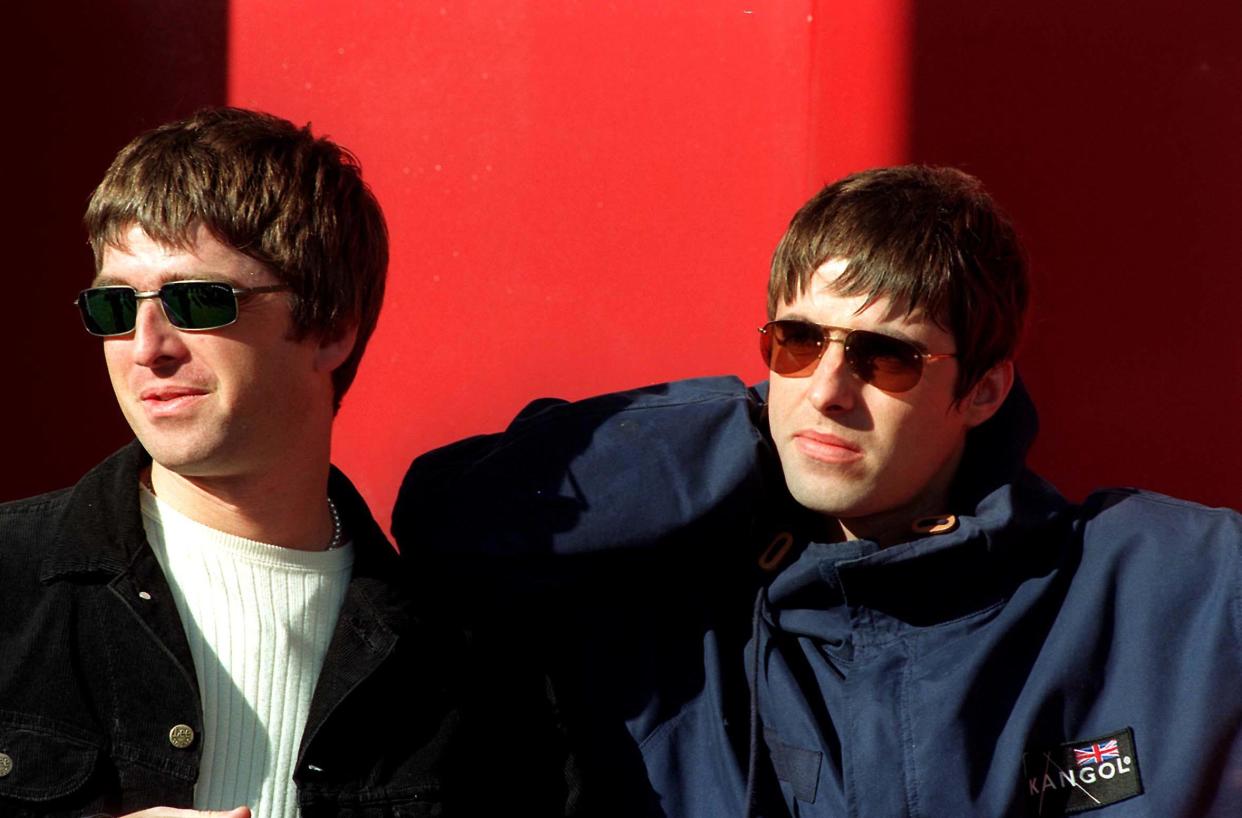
[{"x1": 10, "y1": 0, "x2": 1239, "y2": 524}]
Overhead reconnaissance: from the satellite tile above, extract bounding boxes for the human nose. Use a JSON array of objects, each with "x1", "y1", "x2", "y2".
[
  {"x1": 804, "y1": 336, "x2": 857, "y2": 414},
  {"x1": 129, "y1": 296, "x2": 189, "y2": 367}
]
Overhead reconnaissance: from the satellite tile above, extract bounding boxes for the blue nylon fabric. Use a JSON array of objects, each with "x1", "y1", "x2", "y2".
[{"x1": 396, "y1": 375, "x2": 1242, "y2": 817}]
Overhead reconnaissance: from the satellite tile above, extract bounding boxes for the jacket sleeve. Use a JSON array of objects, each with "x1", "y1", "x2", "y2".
[{"x1": 393, "y1": 376, "x2": 772, "y2": 565}]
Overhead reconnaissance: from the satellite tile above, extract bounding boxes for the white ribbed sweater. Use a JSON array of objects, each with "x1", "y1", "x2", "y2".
[{"x1": 141, "y1": 488, "x2": 353, "y2": 818}]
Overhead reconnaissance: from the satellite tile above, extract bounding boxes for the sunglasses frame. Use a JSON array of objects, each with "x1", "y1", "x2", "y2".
[
  {"x1": 74, "y1": 280, "x2": 292, "y2": 337},
  {"x1": 758, "y1": 319, "x2": 956, "y2": 392}
]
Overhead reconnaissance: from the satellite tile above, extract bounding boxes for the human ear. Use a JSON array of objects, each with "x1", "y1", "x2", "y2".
[
  {"x1": 962, "y1": 360, "x2": 1014, "y2": 428},
  {"x1": 313, "y1": 323, "x2": 358, "y2": 374}
]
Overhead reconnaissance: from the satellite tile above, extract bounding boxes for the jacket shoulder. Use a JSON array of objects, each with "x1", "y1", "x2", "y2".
[
  {"x1": 0, "y1": 485, "x2": 73, "y2": 513},
  {"x1": 1078, "y1": 487, "x2": 1241, "y2": 545},
  {"x1": 396, "y1": 376, "x2": 771, "y2": 558},
  {"x1": 0, "y1": 487, "x2": 73, "y2": 558},
  {"x1": 1074, "y1": 488, "x2": 1241, "y2": 624}
]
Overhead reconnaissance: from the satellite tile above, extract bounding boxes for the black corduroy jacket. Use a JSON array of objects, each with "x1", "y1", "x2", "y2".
[{"x1": 0, "y1": 442, "x2": 571, "y2": 817}]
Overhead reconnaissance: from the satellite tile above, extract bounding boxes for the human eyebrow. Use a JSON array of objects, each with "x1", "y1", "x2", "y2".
[
  {"x1": 88, "y1": 274, "x2": 128, "y2": 288},
  {"x1": 88, "y1": 271, "x2": 239, "y2": 289},
  {"x1": 773, "y1": 312, "x2": 817, "y2": 324},
  {"x1": 872, "y1": 327, "x2": 927, "y2": 349},
  {"x1": 836, "y1": 312, "x2": 928, "y2": 347},
  {"x1": 778, "y1": 313, "x2": 923, "y2": 344}
]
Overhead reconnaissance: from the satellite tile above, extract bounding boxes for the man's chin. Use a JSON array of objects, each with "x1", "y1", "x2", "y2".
[
  {"x1": 137, "y1": 435, "x2": 231, "y2": 478},
  {"x1": 784, "y1": 477, "x2": 867, "y2": 519}
]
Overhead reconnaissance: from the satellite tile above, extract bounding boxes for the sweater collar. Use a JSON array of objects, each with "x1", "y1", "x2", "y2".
[{"x1": 39, "y1": 441, "x2": 402, "y2": 594}]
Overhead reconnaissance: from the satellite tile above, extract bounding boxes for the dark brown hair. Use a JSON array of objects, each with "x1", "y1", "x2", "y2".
[
  {"x1": 768, "y1": 166, "x2": 1028, "y2": 398},
  {"x1": 85, "y1": 107, "x2": 388, "y2": 410}
]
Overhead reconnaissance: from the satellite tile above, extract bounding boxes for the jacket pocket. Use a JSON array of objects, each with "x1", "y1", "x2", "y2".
[{"x1": 0, "y1": 713, "x2": 103, "y2": 805}]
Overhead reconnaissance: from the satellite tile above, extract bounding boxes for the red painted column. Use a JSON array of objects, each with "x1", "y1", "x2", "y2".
[{"x1": 228, "y1": 1, "x2": 913, "y2": 526}]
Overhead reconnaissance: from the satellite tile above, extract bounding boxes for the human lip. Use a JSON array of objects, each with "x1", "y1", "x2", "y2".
[
  {"x1": 792, "y1": 430, "x2": 863, "y2": 463},
  {"x1": 138, "y1": 386, "x2": 209, "y2": 417}
]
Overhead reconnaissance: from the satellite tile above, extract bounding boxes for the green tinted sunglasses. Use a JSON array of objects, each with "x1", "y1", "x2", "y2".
[{"x1": 75, "y1": 281, "x2": 291, "y2": 337}]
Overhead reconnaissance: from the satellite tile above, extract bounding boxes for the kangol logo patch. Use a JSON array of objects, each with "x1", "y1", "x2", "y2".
[{"x1": 1022, "y1": 727, "x2": 1143, "y2": 815}]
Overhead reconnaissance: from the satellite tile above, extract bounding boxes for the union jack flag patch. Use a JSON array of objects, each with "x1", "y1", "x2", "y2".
[
  {"x1": 1073, "y1": 740, "x2": 1120, "y2": 767},
  {"x1": 1023, "y1": 727, "x2": 1143, "y2": 815}
]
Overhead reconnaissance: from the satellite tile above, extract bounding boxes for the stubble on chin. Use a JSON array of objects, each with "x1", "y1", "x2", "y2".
[{"x1": 779, "y1": 453, "x2": 868, "y2": 519}]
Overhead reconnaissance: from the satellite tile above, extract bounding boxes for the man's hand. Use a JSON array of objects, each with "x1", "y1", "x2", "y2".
[{"x1": 117, "y1": 809, "x2": 250, "y2": 818}]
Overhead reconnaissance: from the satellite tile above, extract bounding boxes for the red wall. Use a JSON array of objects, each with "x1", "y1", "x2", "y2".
[
  {"x1": 9, "y1": 1, "x2": 1239, "y2": 523},
  {"x1": 228, "y1": 0, "x2": 913, "y2": 525},
  {"x1": 9, "y1": 1, "x2": 226, "y2": 501}
]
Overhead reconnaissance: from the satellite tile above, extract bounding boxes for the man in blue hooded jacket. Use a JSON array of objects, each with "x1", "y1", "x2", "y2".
[{"x1": 396, "y1": 166, "x2": 1242, "y2": 817}]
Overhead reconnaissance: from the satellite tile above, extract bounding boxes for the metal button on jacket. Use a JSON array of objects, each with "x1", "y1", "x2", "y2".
[
  {"x1": 0, "y1": 752, "x2": 12, "y2": 777},
  {"x1": 168, "y1": 724, "x2": 195, "y2": 749}
]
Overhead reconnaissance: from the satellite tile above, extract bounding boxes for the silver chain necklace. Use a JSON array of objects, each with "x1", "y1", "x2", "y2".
[
  {"x1": 326, "y1": 497, "x2": 343, "y2": 550},
  {"x1": 144, "y1": 471, "x2": 343, "y2": 550}
]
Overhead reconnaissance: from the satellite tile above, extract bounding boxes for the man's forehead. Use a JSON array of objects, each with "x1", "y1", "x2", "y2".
[
  {"x1": 104, "y1": 221, "x2": 206, "y2": 254},
  {"x1": 95, "y1": 224, "x2": 268, "y2": 286},
  {"x1": 811, "y1": 257, "x2": 853, "y2": 285},
  {"x1": 796, "y1": 257, "x2": 939, "y2": 327}
]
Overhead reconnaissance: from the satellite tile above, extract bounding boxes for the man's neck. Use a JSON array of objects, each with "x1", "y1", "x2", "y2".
[
  {"x1": 832, "y1": 447, "x2": 965, "y2": 549},
  {"x1": 147, "y1": 455, "x2": 338, "y2": 552}
]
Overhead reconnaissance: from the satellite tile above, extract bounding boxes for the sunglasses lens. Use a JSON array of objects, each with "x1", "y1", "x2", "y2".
[
  {"x1": 846, "y1": 331, "x2": 923, "y2": 392},
  {"x1": 760, "y1": 320, "x2": 929, "y2": 391},
  {"x1": 761, "y1": 320, "x2": 826, "y2": 376},
  {"x1": 161, "y1": 282, "x2": 238, "y2": 330},
  {"x1": 77, "y1": 288, "x2": 138, "y2": 336},
  {"x1": 77, "y1": 282, "x2": 242, "y2": 336}
]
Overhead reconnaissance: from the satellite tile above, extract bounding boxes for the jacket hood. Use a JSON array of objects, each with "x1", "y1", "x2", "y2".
[{"x1": 951, "y1": 371, "x2": 1042, "y2": 511}]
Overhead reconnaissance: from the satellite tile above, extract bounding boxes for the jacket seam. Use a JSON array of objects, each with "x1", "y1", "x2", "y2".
[{"x1": 900, "y1": 644, "x2": 921, "y2": 818}]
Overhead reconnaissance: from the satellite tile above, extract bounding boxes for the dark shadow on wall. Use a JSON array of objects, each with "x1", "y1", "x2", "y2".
[
  {"x1": 6, "y1": 2, "x2": 227, "y2": 501},
  {"x1": 909, "y1": 0, "x2": 1242, "y2": 508}
]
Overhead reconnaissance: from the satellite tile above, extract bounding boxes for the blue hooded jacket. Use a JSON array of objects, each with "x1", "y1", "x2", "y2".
[{"x1": 395, "y1": 376, "x2": 1242, "y2": 817}]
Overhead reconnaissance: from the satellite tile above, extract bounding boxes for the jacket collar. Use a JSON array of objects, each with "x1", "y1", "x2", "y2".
[
  {"x1": 39, "y1": 441, "x2": 405, "y2": 611},
  {"x1": 37, "y1": 441, "x2": 429, "y2": 771},
  {"x1": 39, "y1": 440, "x2": 151, "y2": 582},
  {"x1": 766, "y1": 376, "x2": 1073, "y2": 625},
  {"x1": 327, "y1": 463, "x2": 410, "y2": 636},
  {"x1": 950, "y1": 371, "x2": 1042, "y2": 511}
]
